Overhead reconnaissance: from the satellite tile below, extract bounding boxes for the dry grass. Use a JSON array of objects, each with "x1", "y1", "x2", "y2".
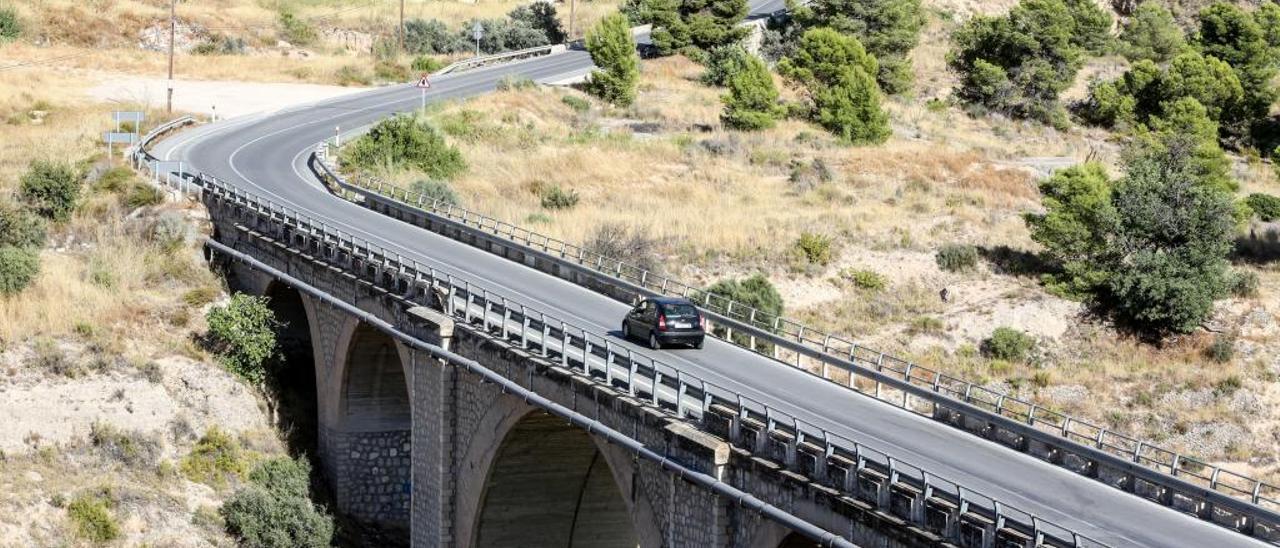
[
  {"x1": 4, "y1": 0, "x2": 618, "y2": 85},
  {"x1": 0, "y1": 70, "x2": 218, "y2": 348}
]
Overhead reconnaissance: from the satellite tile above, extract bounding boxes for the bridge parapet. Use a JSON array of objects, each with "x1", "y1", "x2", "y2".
[{"x1": 191, "y1": 166, "x2": 1106, "y2": 548}]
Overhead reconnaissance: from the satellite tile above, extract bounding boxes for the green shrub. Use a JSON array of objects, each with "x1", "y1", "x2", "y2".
[
  {"x1": 221, "y1": 486, "x2": 333, "y2": 548},
  {"x1": 373, "y1": 61, "x2": 409, "y2": 82},
  {"x1": 333, "y1": 65, "x2": 371, "y2": 86},
  {"x1": 0, "y1": 5, "x2": 20, "y2": 42},
  {"x1": 180, "y1": 427, "x2": 249, "y2": 488},
  {"x1": 193, "y1": 34, "x2": 248, "y2": 55},
  {"x1": 642, "y1": 0, "x2": 749, "y2": 55},
  {"x1": 497, "y1": 75, "x2": 537, "y2": 91},
  {"x1": 0, "y1": 246, "x2": 40, "y2": 295},
  {"x1": 539, "y1": 184, "x2": 579, "y2": 210},
  {"x1": 205, "y1": 293, "x2": 279, "y2": 384},
  {"x1": 466, "y1": 17, "x2": 552, "y2": 55},
  {"x1": 411, "y1": 180, "x2": 461, "y2": 206},
  {"x1": 585, "y1": 13, "x2": 640, "y2": 106},
  {"x1": 410, "y1": 55, "x2": 446, "y2": 73},
  {"x1": 1205, "y1": 333, "x2": 1235, "y2": 363},
  {"x1": 704, "y1": 273, "x2": 785, "y2": 326},
  {"x1": 124, "y1": 182, "x2": 165, "y2": 209},
  {"x1": 701, "y1": 44, "x2": 751, "y2": 87},
  {"x1": 340, "y1": 114, "x2": 466, "y2": 179},
  {"x1": 509, "y1": 2, "x2": 566, "y2": 44},
  {"x1": 840, "y1": 268, "x2": 887, "y2": 291},
  {"x1": 0, "y1": 203, "x2": 47, "y2": 249},
  {"x1": 791, "y1": 0, "x2": 924, "y2": 94},
  {"x1": 794, "y1": 232, "x2": 834, "y2": 265},
  {"x1": 1118, "y1": 1, "x2": 1184, "y2": 62},
  {"x1": 981, "y1": 327, "x2": 1036, "y2": 361},
  {"x1": 1229, "y1": 269, "x2": 1260, "y2": 297},
  {"x1": 947, "y1": 0, "x2": 1088, "y2": 127},
  {"x1": 278, "y1": 9, "x2": 317, "y2": 46},
  {"x1": 561, "y1": 95, "x2": 591, "y2": 113},
  {"x1": 89, "y1": 422, "x2": 160, "y2": 467},
  {"x1": 404, "y1": 18, "x2": 468, "y2": 55},
  {"x1": 935, "y1": 244, "x2": 978, "y2": 273},
  {"x1": 249, "y1": 457, "x2": 312, "y2": 500},
  {"x1": 67, "y1": 492, "x2": 120, "y2": 543},
  {"x1": 779, "y1": 29, "x2": 890, "y2": 144},
  {"x1": 93, "y1": 167, "x2": 133, "y2": 193},
  {"x1": 20, "y1": 160, "x2": 82, "y2": 222},
  {"x1": 1246, "y1": 192, "x2": 1280, "y2": 221},
  {"x1": 183, "y1": 285, "x2": 220, "y2": 308},
  {"x1": 907, "y1": 315, "x2": 944, "y2": 335},
  {"x1": 721, "y1": 55, "x2": 783, "y2": 131}
]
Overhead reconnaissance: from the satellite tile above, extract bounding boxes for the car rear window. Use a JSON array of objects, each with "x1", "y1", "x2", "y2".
[{"x1": 661, "y1": 303, "x2": 699, "y2": 318}]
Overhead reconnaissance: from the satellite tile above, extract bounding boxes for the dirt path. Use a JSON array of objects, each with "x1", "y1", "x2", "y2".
[{"x1": 86, "y1": 74, "x2": 372, "y2": 119}]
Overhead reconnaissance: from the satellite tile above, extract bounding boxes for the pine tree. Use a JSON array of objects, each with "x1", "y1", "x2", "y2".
[
  {"x1": 721, "y1": 55, "x2": 783, "y2": 130},
  {"x1": 585, "y1": 13, "x2": 641, "y2": 106},
  {"x1": 779, "y1": 29, "x2": 890, "y2": 144}
]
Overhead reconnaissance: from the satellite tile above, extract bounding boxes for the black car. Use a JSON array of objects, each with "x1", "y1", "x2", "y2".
[{"x1": 622, "y1": 297, "x2": 706, "y2": 349}]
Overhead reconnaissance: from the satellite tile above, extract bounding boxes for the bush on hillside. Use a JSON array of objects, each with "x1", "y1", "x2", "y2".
[
  {"x1": 0, "y1": 6, "x2": 21, "y2": 41},
  {"x1": 583, "y1": 223, "x2": 663, "y2": 275},
  {"x1": 20, "y1": 160, "x2": 82, "y2": 222},
  {"x1": 0, "y1": 203, "x2": 47, "y2": 249},
  {"x1": 411, "y1": 179, "x2": 461, "y2": 207},
  {"x1": 539, "y1": 184, "x2": 579, "y2": 209},
  {"x1": 793, "y1": 232, "x2": 834, "y2": 265},
  {"x1": 721, "y1": 55, "x2": 783, "y2": 130},
  {"x1": 222, "y1": 457, "x2": 332, "y2": 548},
  {"x1": 0, "y1": 246, "x2": 40, "y2": 296},
  {"x1": 181, "y1": 427, "x2": 250, "y2": 487},
  {"x1": 791, "y1": 0, "x2": 924, "y2": 94},
  {"x1": 935, "y1": 244, "x2": 978, "y2": 273},
  {"x1": 1247, "y1": 192, "x2": 1280, "y2": 221},
  {"x1": 465, "y1": 17, "x2": 551, "y2": 55},
  {"x1": 405, "y1": 18, "x2": 468, "y2": 55},
  {"x1": 981, "y1": 327, "x2": 1036, "y2": 361},
  {"x1": 411, "y1": 55, "x2": 446, "y2": 73},
  {"x1": 1026, "y1": 134, "x2": 1236, "y2": 334},
  {"x1": 1080, "y1": 52, "x2": 1243, "y2": 136},
  {"x1": 205, "y1": 293, "x2": 279, "y2": 384},
  {"x1": 701, "y1": 44, "x2": 751, "y2": 87},
  {"x1": 509, "y1": 2, "x2": 566, "y2": 44},
  {"x1": 585, "y1": 13, "x2": 640, "y2": 106},
  {"x1": 947, "y1": 0, "x2": 1089, "y2": 127},
  {"x1": 779, "y1": 28, "x2": 890, "y2": 144},
  {"x1": 1118, "y1": 1, "x2": 1185, "y2": 62},
  {"x1": 67, "y1": 492, "x2": 120, "y2": 543},
  {"x1": 705, "y1": 274, "x2": 785, "y2": 323},
  {"x1": 637, "y1": 0, "x2": 749, "y2": 55},
  {"x1": 340, "y1": 114, "x2": 466, "y2": 179},
  {"x1": 278, "y1": 9, "x2": 317, "y2": 46}
]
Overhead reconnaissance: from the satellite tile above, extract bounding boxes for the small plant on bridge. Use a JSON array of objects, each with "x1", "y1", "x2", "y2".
[
  {"x1": 222, "y1": 457, "x2": 334, "y2": 548},
  {"x1": 205, "y1": 293, "x2": 280, "y2": 385},
  {"x1": 981, "y1": 327, "x2": 1036, "y2": 362}
]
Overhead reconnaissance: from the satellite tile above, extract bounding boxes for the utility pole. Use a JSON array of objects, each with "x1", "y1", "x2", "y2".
[
  {"x1": 167, "y1": 0, "x2": 175, "y2": 114},
  {"x1": 398, "y1": 0, "x2": 405, "y2": 53},
  {"x1": 569, "y1": 0, "x2": 577, "y2": 41}
]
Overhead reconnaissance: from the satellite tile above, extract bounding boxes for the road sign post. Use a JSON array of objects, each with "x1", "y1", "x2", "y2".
[
  {"x1": 416, "y1": 74, "x2": 431, "y2": 110},
  {"x1": 472, "y1": 21, "x2": 484, "y2": 56}
]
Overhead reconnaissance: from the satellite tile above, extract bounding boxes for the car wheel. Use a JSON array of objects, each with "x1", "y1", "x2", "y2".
[
  {"x1": 648, "y1": 332, "x2": 661, "y2": 350},
  {"x1": 622, "y1": 321, "x2": 630, "y2": 340},
  {"x1": 693, "y1": 337, "x2": 704, "y2": 349}
]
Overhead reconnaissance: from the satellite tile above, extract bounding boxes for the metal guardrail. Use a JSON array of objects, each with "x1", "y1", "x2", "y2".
[
  {"x1": 311, "y1": 145, "x2": 1280, "y2": 544},
  {"x1": 134, "y1": 120, "x2": 1106, "y2": 548},
  {"x1": 433, "y1": 44, "x2": 567, "y2": 76}
]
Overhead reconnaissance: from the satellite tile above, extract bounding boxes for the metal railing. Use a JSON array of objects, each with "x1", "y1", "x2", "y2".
[
  {"x1": 312, "y1": 145, "x2": 1280, "y2": 543},
  {"x1": 433, "y1": 44, "x2": 568, "y2": 76},
  {"x1": 134, "y1": 122, "x2": 1106, "y2": 548}
]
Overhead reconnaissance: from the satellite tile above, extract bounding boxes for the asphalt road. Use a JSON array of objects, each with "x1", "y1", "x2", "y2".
[{"x1": 156, "y1": 35, "x2": 1266, "y2": 548}]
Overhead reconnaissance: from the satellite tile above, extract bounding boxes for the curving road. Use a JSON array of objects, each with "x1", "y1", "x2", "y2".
[{"x1": 155, "y1": 28, "x2": 1265, "y2": 548}]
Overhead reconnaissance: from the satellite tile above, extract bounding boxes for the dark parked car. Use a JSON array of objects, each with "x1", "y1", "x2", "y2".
[{"x1": 622, "y1": 297, "x2": 706, "y2": 349}]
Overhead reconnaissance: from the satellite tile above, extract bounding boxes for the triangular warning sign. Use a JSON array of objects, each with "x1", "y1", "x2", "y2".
[{"x1": 416, "y1": 74, "x2": 431, "y2": 88}]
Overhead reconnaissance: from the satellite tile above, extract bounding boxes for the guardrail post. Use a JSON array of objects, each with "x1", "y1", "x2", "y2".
[{"x1": 604, "y1": 341, "x2": 614, "y2": 386}]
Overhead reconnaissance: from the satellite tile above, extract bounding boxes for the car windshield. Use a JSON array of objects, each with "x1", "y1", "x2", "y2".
[{"x1": 661, "y1": 303, "x2": 699, "y2": 318}]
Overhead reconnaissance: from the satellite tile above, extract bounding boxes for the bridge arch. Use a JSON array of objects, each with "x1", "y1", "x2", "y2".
[
  {"x1": 325, "y1": 315, "x2": 415, "y2": 526},
  {"x1": 263, "y1": 281, "x2": 321, "y2": 455},
  {"x1": 456, "y1": 397, "x2": 663, "y2": 548}
]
